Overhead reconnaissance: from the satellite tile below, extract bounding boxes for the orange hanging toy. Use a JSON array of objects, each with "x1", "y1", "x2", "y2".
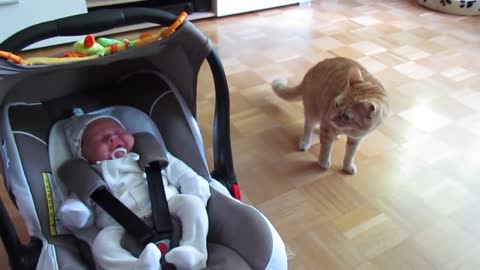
[{"x1": 0, "y1": 50, "x2": 25, "y2": 65}]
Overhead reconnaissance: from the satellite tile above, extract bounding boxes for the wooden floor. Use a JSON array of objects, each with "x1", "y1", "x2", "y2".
[{"x1": 2, "y1": 0, "x2": 480, "y2": 269}]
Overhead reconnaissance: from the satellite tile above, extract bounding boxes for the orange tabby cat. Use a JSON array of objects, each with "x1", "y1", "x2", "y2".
[{"x1": 272, "y1": 57, "x2": 389, "y2": 174}]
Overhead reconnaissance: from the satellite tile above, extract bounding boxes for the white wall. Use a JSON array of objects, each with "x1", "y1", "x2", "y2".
[{"x1": 0, "y1": 0, "x2": 87, "y2": 50}]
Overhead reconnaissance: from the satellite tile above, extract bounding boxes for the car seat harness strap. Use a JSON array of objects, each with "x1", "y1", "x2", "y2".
[{"x1": 90, "y1": 187, "x2": 158, "y2": 245}]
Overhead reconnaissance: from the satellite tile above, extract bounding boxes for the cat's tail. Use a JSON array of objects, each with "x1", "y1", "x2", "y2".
[{"x1": 271, "y1": 78, "x2": 303, "y2": 101}]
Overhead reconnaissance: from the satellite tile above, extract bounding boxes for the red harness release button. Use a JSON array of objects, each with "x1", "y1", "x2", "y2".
[{"x1": 156, "y1": 242, "x2": 169, "y2": 254}]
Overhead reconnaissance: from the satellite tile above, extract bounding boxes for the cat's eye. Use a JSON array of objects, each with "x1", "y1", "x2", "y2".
[
  {"x1": 342, "y1": 113, "x2": 351, "y2": 121},
  {"x1": 335, "y1": 102, "x2": 340, "y2": 108}
]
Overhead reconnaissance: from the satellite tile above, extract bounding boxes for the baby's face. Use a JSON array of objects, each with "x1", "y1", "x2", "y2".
[{"x1": 81, "y1": 118, "x2": 134, "y2": 163}]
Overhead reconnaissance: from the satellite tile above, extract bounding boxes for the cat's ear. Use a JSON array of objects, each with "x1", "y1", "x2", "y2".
[
  {"x1": 362, "y1": 101, "x2": 376, "y2": 119},
  {"x1": 348, "y1": 67, "x2": 364, "y2": 85}
]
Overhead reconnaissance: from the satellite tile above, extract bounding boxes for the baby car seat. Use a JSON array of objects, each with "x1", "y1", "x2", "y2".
[{"x1": 0, "y1": 7, "x2": 287, "y2": 270}]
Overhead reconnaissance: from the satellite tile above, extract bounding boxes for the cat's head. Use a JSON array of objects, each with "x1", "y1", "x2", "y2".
[{"x1": 327, "y1": 67, "x2": 387, "y2": 134}]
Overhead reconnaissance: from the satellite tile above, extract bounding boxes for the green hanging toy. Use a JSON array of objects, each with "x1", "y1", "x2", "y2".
[{"x1": 73, "y1": 34, "x2": 106, "y2": 56}]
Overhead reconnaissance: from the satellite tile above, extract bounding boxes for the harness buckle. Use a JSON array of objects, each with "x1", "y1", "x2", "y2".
[{"x1": 155, "y1": 239, "x2": 171, "y2": 254}]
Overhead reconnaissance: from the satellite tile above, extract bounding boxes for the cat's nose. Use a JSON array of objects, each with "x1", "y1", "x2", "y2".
[{"x1": 342, "y1": 113, "x2": 351, "y2": 121}]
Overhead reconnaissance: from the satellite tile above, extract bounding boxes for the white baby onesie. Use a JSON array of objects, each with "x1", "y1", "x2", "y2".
[{"x1": 58, "y1": 152, "x2": 210, "y2": 270}]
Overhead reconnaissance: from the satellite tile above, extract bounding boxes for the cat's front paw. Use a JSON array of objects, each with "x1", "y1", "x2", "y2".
[
  {"x1": 342, "y1": 163, "x2": 357, "y2": 175},
  {"x1": 298, "y1": 139, "x2": 312, "y2": 151},
  {"x1": 318, "y1": 158, "x2": 331, "y2": 170}
]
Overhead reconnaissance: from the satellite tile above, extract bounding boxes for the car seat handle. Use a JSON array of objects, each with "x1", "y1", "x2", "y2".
[{"x1": 0, "y1": 7, "x2": 178, "y2": 52}]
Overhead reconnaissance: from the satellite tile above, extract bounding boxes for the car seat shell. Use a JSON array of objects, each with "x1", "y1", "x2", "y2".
[{"x1": 0, "y1": 8, "x2": 288, "y2": 270}]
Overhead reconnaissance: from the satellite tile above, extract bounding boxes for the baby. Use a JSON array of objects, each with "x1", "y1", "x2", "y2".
[{"x1": 58, "y1": 114, "x2": 210, "y2": 270}]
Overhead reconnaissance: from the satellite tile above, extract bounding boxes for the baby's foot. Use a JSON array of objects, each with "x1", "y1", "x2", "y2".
[
  {"x1": 135, "y1": 243, "x2": 161, "y2": 270},
  {"x1": 165, "y1": 246, "x2": 207, "y2": 270}
]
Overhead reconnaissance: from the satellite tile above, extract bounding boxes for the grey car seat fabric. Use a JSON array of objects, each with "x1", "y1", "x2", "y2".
[
  {"x1": 47, "y1": 104, "x2": 278, "y2": 270},
  {"x1": 0, "y1": 71, "x2": 287, "y2": 270}
]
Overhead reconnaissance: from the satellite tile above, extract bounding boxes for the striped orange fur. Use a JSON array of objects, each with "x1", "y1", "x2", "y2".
[{"x1": 272, "y1": 57, "x2": 389, "y2": 174}]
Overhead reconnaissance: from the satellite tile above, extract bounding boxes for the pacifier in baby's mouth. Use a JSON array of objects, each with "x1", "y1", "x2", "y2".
[
  {"x1": 110, "y1": 148, "x2": 140, "y2": 161},
  {"x1": 111, "y1": 147, "x2": 128, "y2": 159}
]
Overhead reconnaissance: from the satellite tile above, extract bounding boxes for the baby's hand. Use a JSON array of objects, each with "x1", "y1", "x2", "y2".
[
  {"x1": 179, "y1": 176, "x2": 211, "y2": 206},
  {"x1": 165, "y1": 152, "x2": 211, "y2": 206},
  {"x1": 58, "y1": 197, "x2": 93, "y2": 230}
]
